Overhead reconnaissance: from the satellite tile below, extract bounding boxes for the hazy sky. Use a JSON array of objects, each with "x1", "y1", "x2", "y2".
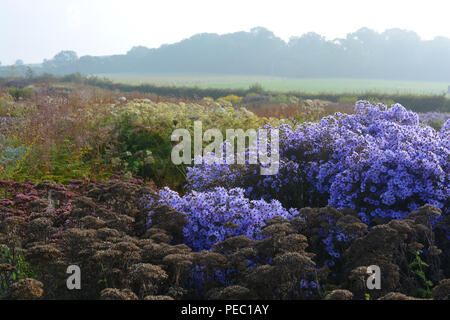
[{"x1": 1, "y1": 0, "x2": 450, "y2": 65}]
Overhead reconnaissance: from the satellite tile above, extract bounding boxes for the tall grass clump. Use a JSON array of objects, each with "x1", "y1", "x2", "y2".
[{"x1": 0, "y1": 88, "x2": 115, "y2": 183}]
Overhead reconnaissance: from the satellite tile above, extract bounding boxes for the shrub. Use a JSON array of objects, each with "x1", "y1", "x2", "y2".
[
  {"x1": 106, "y1": 99, "x2": 269, "y2": 189},
  {"x1": 150, "y1": 187, "x2": 298, "y2": 251},
  {"x1": 109, "y1": 114, "x2": 177, "y2": 187},
  {"x1": 248, "y1": 83, "x2": 265, "y2": 95},
  {"x1": 338, "y1": 96, "x2": 358, "y2": 104},
  {"x1": 187, "y1": 101, "x2": 449, "y2": 225},
  {"x1": 8, "y1": 87, "x2": 34, "y2": 101},
  {"x1": 218, "y1": 95, "x2": 243, "y2": 104}
]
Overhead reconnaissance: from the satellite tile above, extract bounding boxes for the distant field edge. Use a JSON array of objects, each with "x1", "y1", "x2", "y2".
[
  {"x1": 94, "y1": 73, "x2": 450, "y2": 95},
  {"x1": 0, "y1": 74, "x2": 449, "y2": 113}
]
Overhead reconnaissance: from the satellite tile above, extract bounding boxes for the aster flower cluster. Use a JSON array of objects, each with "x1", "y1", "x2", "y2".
[
  {"x1": 186, "y1": 102, "x2": 449, "y2": 224},
  {"x1": 154, "y1": 187, "x2": 298, "y2": 251}
]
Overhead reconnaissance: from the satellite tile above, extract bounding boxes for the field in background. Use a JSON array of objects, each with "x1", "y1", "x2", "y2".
[{"x1": 97, "y1": 73, "x2": 450, "y2": 95}]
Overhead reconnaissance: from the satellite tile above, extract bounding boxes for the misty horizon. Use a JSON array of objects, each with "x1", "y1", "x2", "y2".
[
  {"x1": 3, "y1": 25, "x2": 450, "y2": 83},
  {"x1": 3, "y1": 26, "x2": 450, "y2": 67},
  {"x1": 2, "y1": 0, "x2": 450, "y2": 65}
]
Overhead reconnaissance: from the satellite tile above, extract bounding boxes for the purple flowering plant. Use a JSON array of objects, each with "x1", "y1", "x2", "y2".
[
  {"x1": 186, "y1": 101, "x2": 449, "y2": 225},
  {"x1": 144, "y1": 102, "x2": 449, "y2": 286},
  {"x1": 153, "y1": 187, "x2": 298, "y2": 251}
]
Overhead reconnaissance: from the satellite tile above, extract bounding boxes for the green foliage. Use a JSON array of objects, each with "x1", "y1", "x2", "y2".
[
  {"x1": 0, "y1": 135, "x2": 28, "y2": 178},
  {"x1": 0, "y1": 245, "x2": 36, "y2": 298},
  {"x1": 270, "y1": 94, "x2": 289, "y2": 103},
  {"x1": 40, "y1": 143, "x2": 106, "y2": 184},
  {"x1": 61, "y1": 72, "x2": 89, "y2": 84},
  {"x1": 111, "y1": 114, "x2": 182, "y2": 188},
  {"x1": 409, "y1": 250, "x2": 434, "y2": 298},
  {"x1": 25, "y1": 67, "x2": 35, "y2": 80},
  {"x1": 248, "y1": 83, "x2": 265, "y2": 95},
  {"x1": 8, "y1": 87, "x2": 34, "y2": 101},
  {"x1": 338, "y1": 96, "x2": 358, "y2": 104},
  {"x1": 105, "y1": 99, "x2": 268, "y2": 189},
  {"x1": 427, "y1": 119, "x2": 446, "y2": 131},
  {"x1": 9, "y1": 140, "x2": 111, "y2": 184},
  {"x1": 0, "y1": 95, "x2": 33, "y2": 118}
]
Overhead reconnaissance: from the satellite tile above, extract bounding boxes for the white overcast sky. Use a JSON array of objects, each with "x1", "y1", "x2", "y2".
[{"x1": 1, "y1": 0, "x2": 450, "y2": 65}]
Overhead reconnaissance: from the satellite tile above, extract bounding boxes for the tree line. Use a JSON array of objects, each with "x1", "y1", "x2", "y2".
[{"x1": 2, "y1": 27, "x2": 450, "y2": 81}]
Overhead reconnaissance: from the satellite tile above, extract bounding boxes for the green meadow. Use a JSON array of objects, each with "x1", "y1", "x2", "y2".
[{"x1": 97, "y1": 73, "x2": 450, "y2": 95}]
